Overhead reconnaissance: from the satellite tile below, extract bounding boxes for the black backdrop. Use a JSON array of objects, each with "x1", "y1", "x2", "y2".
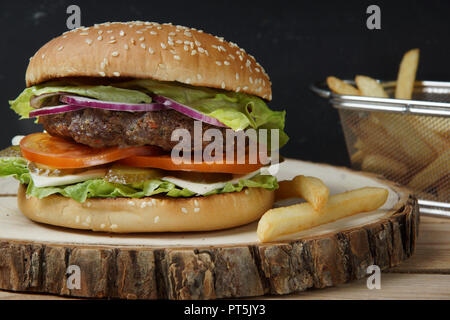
[{"x1": 0, "y1": 0, "x2": 448, "y2": 167}]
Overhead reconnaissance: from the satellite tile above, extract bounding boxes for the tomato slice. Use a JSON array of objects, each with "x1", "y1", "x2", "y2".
[
  {"x1": 20, "y1": 133, "x2": 162, "y2": 169},
  {"x1": 119, "y1": 154, "x2": 264, "y2": 174}
]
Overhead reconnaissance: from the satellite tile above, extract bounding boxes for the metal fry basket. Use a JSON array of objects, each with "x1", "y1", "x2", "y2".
[{"x1": 311, "y1": 80, "x2": 450, "y2": 218}]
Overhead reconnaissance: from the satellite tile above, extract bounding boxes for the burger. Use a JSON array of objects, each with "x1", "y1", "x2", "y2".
[{"x1": 0, "y1": 21, "x2": 288, "y2": 232}]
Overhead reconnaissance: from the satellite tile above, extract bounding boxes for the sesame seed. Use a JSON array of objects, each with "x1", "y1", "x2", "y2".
[
  {"x1": 195, "y1": 40, "x2": 201, "y2": 46},
  {"x1": 160, "y1": 42, "x2": 166, "y2": 49},
  {"x1": 198, "y1": 47, "x2": 205, "y2": 53},
  {"x1": 148, "y1": 47, "x2": 154, "y2": 54},
  {"x1": 168, "y1": 40, "x2": 174, "y2": 46},
  {"x1": 249, "y1": 76, "x2": 253, "y2": 84},
  {"x1": 150, "y1": 31, "x2": 157, "y2": 35},
  {"x1": 245, "y1": 189, "x2": 249, "y2": 195},
  {"x1": 57, "y1": 46, "x2": 63, "y2": 51},
  {"x1": 197, "y1": 74, "x2": 202, "y2": 80},
  {"x1": 119, "y1": 30, "x2": 125, "y2": 36},
  {"x1": 108, "y1": 40, "x2": 117, "y2": 44},
  {"x1": 131, "y1": 38, "x2": 136, "y2": 45},
  {"x1": 128, "y1": 200, "x2": 135, "y2": 206},
  {"x1": 169, "y1": 32, "x2": 176, "y2": 36},
  {"x1": 216, "y1": 61, "x2": 222, "y2": 66},
  {"x1": 221, "y1": 82, "x2": 226, "y2": 89},
  {"x1": 97, "y1": 36, "x2": 103, "y2": 41},
  {"x1": 173, "y1": 55, "x2": 181, "y2": 60},
  {"x1": 98, "y1": 30, "x2": 103, "y2": 34},
  {"x1": 236, "y1": 73, "x2": 239, "y2": 80},
  {"x1": 194, "y1": 199, "x2": 199, "y2": 207},
  {"x1": 140, "y1": 202, "x2": 147, "y2": 208},
  {"x1": 124, "y1": 44, "x2": 129, "y2": 50},
  {"x1": 141, "y1": 43, "x2": 146, "y2": 49},
  {"x1": 110, "y1": 36, "x2": 115, "y2": 40},
  {"x1": 184, "y1": 45, "x2": 189, "y2": 51},
  {"x1": 41, "y1": 54, "x2": 45, "y2": 59},
  {"x1": 100, "y1": 224, "x2": 106, "y2": 229},
  {"x1": 255, "y1": 67, "x2": 260, "y2": 73},
  {"x1": 80, "y1": 32, "x2": 89, "y2": 36},
  {"x1": 111, "y1": 51, "x2": 119, "y2": 57},
  {"x1": 111, "y1": 224, "x2": 118, "y2": 229},
  {"x1": 184, "y1": 31, "x2": 192, "y2": 37},
  {"x1": 228, "y1": 54, "x2": 235, "y2": 60},
  {"x1": 154, "y1": 216, "x2": 160, "y2": 223},
  {"x1": 136, "y1": 30, "x2": 143, "y2": 34},
  {"x1": 236, "y1": 86, "x2": 241, "y2": 92},
  {"x1": 191, "y1": 49, "x2": 197, "y2": 55},
  {"x1": 181, "y1": 207, "x2": 188, "y2": 214},
  {"x1": 185, "y1": 78, "x2": 191, "y2": 84},
  {"x1": 224, "y1": 61, "x2": 230, "y2": 65},
  {"x1": 176, "y1": 40, "x2": 183, "y2": 44},
  {"x1": 243, "y1": 86, "x2": 248, "y2": 90},
  {"x1": 85, "y1": 39, "x2": 93, "y2": 45},
  {"x1": 99, "y1": 71, "x2": 106, "y2": 77},
  {"x1": 113, "y1": 72, "x2": 121, "y2": 77},
  {"x1": 194, "y1": 208, "x2": 200, "y2": 213},
  {"x1": 157, "y1": 26, "x2": 162, "y2": 30},
  {"x1": 106, "y1": 30, "x2": 113, "y2": 33},
  {"x1": 86, "y1": 201, "x2": 92, "y2": 207},
  {"x1": 170, "y1": 49, "x2": 177, "y2": 54}
]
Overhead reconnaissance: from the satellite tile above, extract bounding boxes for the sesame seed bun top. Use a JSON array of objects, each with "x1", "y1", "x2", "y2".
[{"x1": 26, "y1": 21, "x2": 273, "y2": 100}]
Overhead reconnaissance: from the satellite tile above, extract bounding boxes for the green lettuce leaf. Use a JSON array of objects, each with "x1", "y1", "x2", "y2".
[
  {"x1": 0, "y1": 157, "x2": 278, "y2": 203},
  {"x1": 123, "y1": 79, "x2": 288, "y2": 147},
  {"x1": 9, "y1": 83, "x2": 152, "y2": 119}
]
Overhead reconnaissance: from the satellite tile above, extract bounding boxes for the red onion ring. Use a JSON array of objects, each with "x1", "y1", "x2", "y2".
[
  {"x1": 152, "y1": 95, "x2": 228, "y2": 127},
  {"x1": 60, "y1": 95, "x2": 167, "y2": 112},
  {"x1": 29, "y1": 105, "x2": 87, "y2": 117}
]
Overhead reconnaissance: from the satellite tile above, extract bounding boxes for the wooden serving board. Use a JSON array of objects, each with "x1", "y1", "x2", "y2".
[{"x1": 0, "y1": 159, "x2": 419, "y2": 299}]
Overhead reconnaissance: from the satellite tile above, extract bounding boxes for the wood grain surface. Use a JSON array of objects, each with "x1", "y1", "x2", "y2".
[{"x1": 0, "y1": 160, "x2": 424, "y2": 300}]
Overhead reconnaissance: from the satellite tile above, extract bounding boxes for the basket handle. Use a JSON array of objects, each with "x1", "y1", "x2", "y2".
[{"x1": 310, "y1": 81, "x2": 331, "y2": 98}]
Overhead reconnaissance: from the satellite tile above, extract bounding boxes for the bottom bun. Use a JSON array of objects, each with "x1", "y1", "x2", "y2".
[{"x1": 18, "y1": 184, "x2": 274, "y2": 233}]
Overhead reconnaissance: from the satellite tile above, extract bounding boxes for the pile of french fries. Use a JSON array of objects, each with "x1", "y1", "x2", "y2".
[
  {"x1": 327, "y1": 49, "x2": 449, "y2": 201},
  {"x1": 257, "y1": 175, "x2": 388, "y2": 242}
]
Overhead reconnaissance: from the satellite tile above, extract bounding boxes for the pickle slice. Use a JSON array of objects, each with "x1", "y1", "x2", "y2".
[
  {"x1": 0, "y1": 146, "x2": 22, "y2": 158},
  {"x1": 28, "y1": 162, "x2": 107, "y2": 177},
  {"x1": 105, "y1": 164, "x2": 164, "y2": 184}
]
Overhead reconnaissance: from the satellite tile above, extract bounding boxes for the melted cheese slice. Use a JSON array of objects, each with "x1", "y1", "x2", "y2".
[
  {"x1": 30, "y1": 169, "x2": 107, "y2": 187},
  {"x1": 161, "y1": 170, "x2": 260, "y2": 195}
]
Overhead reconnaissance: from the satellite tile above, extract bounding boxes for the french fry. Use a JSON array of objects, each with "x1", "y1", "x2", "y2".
[
  {"x1": 351, "y1": 149, "x2": 365, "y2": 166},
  {"x1": 275, "y1": 175, "x2": 329, "y2": 211},
  {"x1": 407, "y1": 116, "x2": 450, "y2": 153},
  {"x1": 258, "y1": 187, "x2": 389, "y2": 242},
  {"x1": 354, "y1": 118, "x2": 412, "y2": 165},
  {"x1": 355, "y1": 75, "x2": 389, "y2": 98},
  {"x1": 362, "y1": 154, "x2": 409, "y2": 179},
  {"x1": 409, "y1": 115, "x2": 449, "y2": 140},
  {"x1": 395, "y1": 48, "x2": 420, "y2": 99},
  {"x1": 327, "y1": 76, "x2": 360, "y2": 95},
  {"x1": 373, "y1": 113, "x2": 436, "y2": 169},
  {"x1": 408, "y1": 149, "x2": 449, "y2": 191}
]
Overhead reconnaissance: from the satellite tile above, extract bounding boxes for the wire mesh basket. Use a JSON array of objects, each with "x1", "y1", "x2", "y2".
[{"x1": 311, "y1": 80, "x2": 450, "y2": 218}]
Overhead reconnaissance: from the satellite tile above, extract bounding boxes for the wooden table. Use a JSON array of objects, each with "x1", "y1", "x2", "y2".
[{"x1": 1, "y1": 214, "x2": 448, "y2": 300}]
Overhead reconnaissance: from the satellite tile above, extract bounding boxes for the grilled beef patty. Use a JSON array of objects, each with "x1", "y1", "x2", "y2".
[{"x1": 39, "y1": 108, "x2": 226, "y2": 150}]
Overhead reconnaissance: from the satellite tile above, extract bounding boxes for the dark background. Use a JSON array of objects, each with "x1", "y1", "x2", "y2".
[{"x1": 0, "y1": 0, "x2": 448, "y2": 167}]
